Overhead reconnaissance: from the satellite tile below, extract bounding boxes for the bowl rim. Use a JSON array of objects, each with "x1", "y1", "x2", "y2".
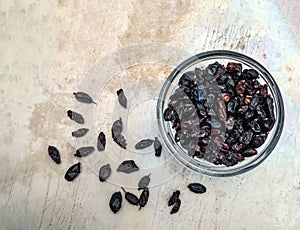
[{"x1": 157, "y1": 50, "x2": 285, "y2": 177}]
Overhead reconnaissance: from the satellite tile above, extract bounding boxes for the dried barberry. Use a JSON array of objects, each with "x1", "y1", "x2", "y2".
[
  {"x1": 117, "y1": 160, "x2": 139, "y2": 173},
  {"x1": 64, "y1": 162, "x2": 81, "y2": 181},
  {"x1": 48, "y1": 145, "x2": 61, "y2": 164},
  {"x1": 109, "y1": 191, "x2": 122, "y2": 214},
  {"x1": 73, "y1": 92, "x2": 96, "y2": 104}
]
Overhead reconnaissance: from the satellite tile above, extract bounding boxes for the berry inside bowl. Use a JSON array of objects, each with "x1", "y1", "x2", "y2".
[{"x1": 157, "y1": 50, "x2": 284, "y2": 177}]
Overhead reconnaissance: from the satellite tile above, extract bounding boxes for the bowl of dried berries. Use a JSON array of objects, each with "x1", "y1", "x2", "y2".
[{"x1": 157, "y1": 50, "x2": 284, "y2": 177}]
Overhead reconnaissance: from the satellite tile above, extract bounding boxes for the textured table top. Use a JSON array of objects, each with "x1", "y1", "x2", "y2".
[{"x1": 1, "y1": 0, "x2": 300, "y2": 229}]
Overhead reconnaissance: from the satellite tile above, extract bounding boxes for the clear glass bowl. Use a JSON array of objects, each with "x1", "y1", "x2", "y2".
[{"x1": 157, "y1": 50, "x2": 285, "y2": 177}]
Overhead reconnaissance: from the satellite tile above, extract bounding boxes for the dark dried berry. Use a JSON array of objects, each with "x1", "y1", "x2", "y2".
[
  {"x1": 168, "y1": 190, "x2": 180, "y2": 206},
  {"x1": 117, "y1": 89, "x2": 127, "y2": 108},
  {"x1": 231, "y1": 143, "x2": 244, "y2": 152},
  {"x1": 138, "y1": 173, "x2": 151, "y2": 190},
  {"x1": 175, "y1": 131, "x2": 181, "y2": 142},
  {"x1": 261, "y1": 118, "x2": 275, "y2": 131},
  {"x1": 230, "y1": 129, "x2": 240, "y2": 140},
  {"x1": 236, "y1": 80, "x2": 246, "y2": 95},
  {"x1": 188, "y1": 183, "x2": 206, "y2": 194},
  {"x1": 226, "y1": 116, "x2": 235, "y2": 132},
  {"x1": 48, "y1": 145, "x2": 61, "y2": 164},
  {"x1": 241, "y1": 148, "x2": 257, "y2": 157},
  {"x1": 233, "y1": 152, "x2": 245, "y2": 162},
  {"x1": 97, "y1": 132, "x2": 106, "y2": 151},
  {"x1": 113, "y1": 133, "x2": 127, "y2": 149},
  {"x1": 253, "y1": 79, "x2": 262, "y2": 89},
  {"x1": 111, "y1": 118, "x2": 127, "y2": 149},
  {"x1": 170, "y1": 199, "x2": 181, "y2": 215},
  {"x1": 251, "y1": 133, "x2": 267, "y2": 148},
  {"x1": 163, "y1": 107, "x2": 174, "y2": 121},
  {"x1": 239, "y1": 130, "x2": 253, "y2": 145},
  {"x1": 179, "y1": 71, "x2": 194, "y2": 87},
  {"x1": 99, "y1": 164, "x2": 111, "y2": 182},
  {"x1": 227, "y1": 100, "x2": 238, "y2": 115},
  {"x1": 74, "y1": 146, "x2": 95, "y2": 157},
  {"x1": 246, "y1": 69, "x2": 259, "y2": 80},
  {"x1": 249, "y1": 119, "x2": 262, "y2": 133},
  {"x1": 206, "y1": 62, "x2": 223, "y2": 76},
  {"x1": 227, "y1": 62, "x2": 242, "y2": 75},
  {"x1": 245, "y1": 109, "x2": 255, "y2": 120},
  {"x1": 249, "y1": 95, "x2": 260, "y2": 109},
  {"x1": 261, "y1": 84, "x2": 269, "y2": 97},
  {"x1": 265, "y1": 96, "x2": 275, "y2": 119},
  {"x1": 135, "y1": 139, "x2": 154, "y2": 149},
  {"x1": 111, "y1": 118, "x2": 123, "y2": 136},
  {"x1": 245, "y1": 82, "x2": 254, "y2": 95},
  {"x1": 67, "y1": 110, "x2": 84, "y2": 124},
  {"x1": 139, "y1": 187, "x2": 149, "y2": 210},
  {"x1": 257, "y1": 105, "x2": 267, "y2": 119},
  {"x1": 72, "y1": 128, "x2": 89, "y2": 137},
  {"x1": 64, "y1": 162, "x2": 81, "y2": 181},
  {"x1": 154, "y1": 137, "x2": 162, "y2": 157},
  {"x1": 237, "y1": 105, "x2": 249, "y2": 114},
  {"x1": 73, "y1": 92, "x2": 96, "y2": 104},
  {"x1": 109, "y1": 191, "x2": 122, "y2": 214},
  {"x1": 235, "y1": 119, "x2": 248, "y2": 135},
  {"x1": 121, "y1": 187, "x2": 139, "y2": 205},
  {"x1": 117, "y1": 160, "x2": 139, "y2": 173}
]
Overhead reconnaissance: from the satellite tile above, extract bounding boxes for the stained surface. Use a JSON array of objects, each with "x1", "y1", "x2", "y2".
[{"x1": 1, "y1": 0, "x2": 300, "y2": 229}]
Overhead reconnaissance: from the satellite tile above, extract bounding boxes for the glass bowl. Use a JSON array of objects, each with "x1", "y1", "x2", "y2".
[{"x1": 157, "y1": 50, "x2": 284, "y2": 177}]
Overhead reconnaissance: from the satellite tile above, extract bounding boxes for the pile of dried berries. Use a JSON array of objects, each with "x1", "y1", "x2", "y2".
[{"x1": 163, "y1": 62, "x2": 275, "y2": 166}]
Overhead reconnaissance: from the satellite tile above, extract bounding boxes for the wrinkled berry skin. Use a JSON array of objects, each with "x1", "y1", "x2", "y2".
[
  {"x1": 67, "y1": 110, "x2": 84, "y2": 124},
  {"x1": 117, "y1": 89, "x2": 127, "y2": 108},
  {"x1": 48, "y1": 146, "x2": 61, "y2": 164},
  {"x1": 64, "y1": 162, "x2": 81, "y2": 181},
  {"x1": 99, "y1": 164, "x2": 111, "y2": 182},
  {"x1": 138, "y1": 174, "x2": 151, "y2": 190},
  {"x1": 73, "y1": 92, "x2": 96, "y2": 104},
  {"x1": 139, "y1": 188, "x2": 149, "y2": 210},
  {"x1": 97, "y1": 132, "x2": 106, "y2": 151},
  {"x1": 109, "y1": 191, "x2": 122, "y2": 214},
  {"x1": 188, "y1": 183, "x2": 206, "y2": 194},
  {"x1": 117, "y1": 160, "x2": 139, "y2": 173},
  {"x1": 72, "y1": 128, "x2": 89, "y2": 138},
  {"x1": 170, "y1": 199, "x2": 181, "y2": 215},
  {"x1": 121, "y1": 187, "x2": 139, "y2": 205},
  {"x1": 135, "y1": 139, "x2": 154, "y2": 149},
  {"x1": 168, "y1": 190, "x2": 180, "y2": 206}
]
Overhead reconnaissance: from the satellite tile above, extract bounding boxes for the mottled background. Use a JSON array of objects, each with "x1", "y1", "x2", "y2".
[{"x1": 1, "y1": 0, "x2": 300, "y2": 229}]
